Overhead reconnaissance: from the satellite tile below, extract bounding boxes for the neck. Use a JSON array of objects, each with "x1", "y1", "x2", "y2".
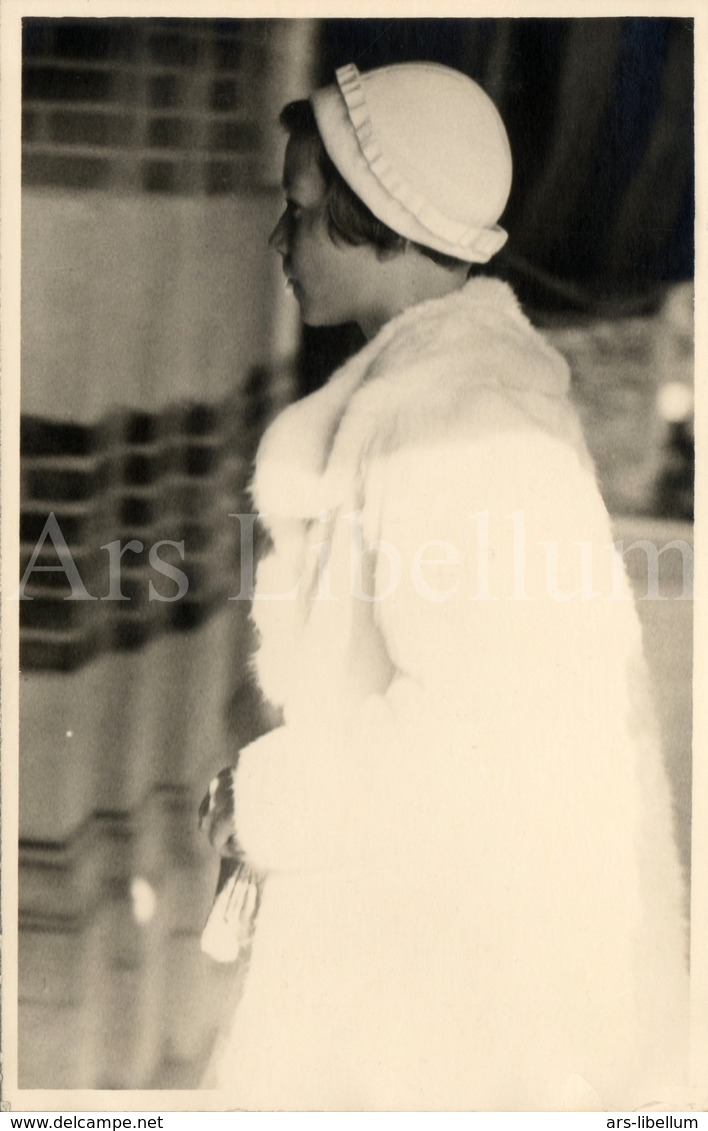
[{"x1": 358, "y1": 258, "x2": 470, "y2": 340}]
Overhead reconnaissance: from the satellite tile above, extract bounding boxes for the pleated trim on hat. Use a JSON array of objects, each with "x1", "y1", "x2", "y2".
[{"x1": 335, "y1": 62, "x2": 508, "y2": 262}]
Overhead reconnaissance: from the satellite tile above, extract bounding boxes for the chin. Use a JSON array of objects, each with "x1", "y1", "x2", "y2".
[{"x1": 301, "y1": 307, "x2": 351, "y2": 328}]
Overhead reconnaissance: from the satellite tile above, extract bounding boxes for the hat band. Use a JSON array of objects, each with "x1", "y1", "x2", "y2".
[{"x1": 334, "y1": 63, "x2": 508, "y2": 263}]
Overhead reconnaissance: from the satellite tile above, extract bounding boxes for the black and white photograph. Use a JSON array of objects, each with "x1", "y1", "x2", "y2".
[{"x1": 1, "y1": 2, "x2": 705, "y2": 1115}]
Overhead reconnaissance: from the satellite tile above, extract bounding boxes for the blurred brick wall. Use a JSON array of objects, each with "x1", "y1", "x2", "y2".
[
  {"x1": 22, "y1": 19, "x2": 269, "y2": 194},
  {"x1": 18, "y1": 16, "x2": 316, "y2": 1089}
]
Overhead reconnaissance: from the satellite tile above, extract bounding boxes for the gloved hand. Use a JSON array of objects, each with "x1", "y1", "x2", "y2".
[
  {"x1": 198, "y1": 766, "x2": 242, "y2": 859},
  {"x1": 199, "y1": 764, "x2": 262, "y2": 965}
]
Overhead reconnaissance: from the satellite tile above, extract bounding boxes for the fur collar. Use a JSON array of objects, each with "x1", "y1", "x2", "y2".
[{"x1": 251, "y1": 277, "x2": 573, "y2": 521}]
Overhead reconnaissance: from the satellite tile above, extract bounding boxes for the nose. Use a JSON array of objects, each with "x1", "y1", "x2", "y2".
[{"x1": 269, "y1": 212, "x2": 288, "y2": 255}]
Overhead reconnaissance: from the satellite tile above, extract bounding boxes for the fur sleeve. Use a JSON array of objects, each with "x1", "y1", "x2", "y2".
[{"x1": 232, "y1": 406, "x2": 678, "y2": 907}]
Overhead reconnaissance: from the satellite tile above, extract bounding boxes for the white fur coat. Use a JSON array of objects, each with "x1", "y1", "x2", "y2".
[{"x1": 214, "y1": 278, "x2": 688, "y2": 1110}]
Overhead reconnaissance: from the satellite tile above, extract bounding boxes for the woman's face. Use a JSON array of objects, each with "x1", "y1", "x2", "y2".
[{"x1": 269, "y1": 135, "x2": 384, "y2": 329}]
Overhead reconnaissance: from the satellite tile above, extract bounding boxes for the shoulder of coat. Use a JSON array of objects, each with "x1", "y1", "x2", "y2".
[{"x1": 330, "y1": 277, "x2": 576, "y2": 467}]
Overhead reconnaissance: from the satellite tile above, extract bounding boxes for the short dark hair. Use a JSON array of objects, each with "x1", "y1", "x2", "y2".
[{"x1": 279, "y1": 99, "x2": 467, "y2": 271}]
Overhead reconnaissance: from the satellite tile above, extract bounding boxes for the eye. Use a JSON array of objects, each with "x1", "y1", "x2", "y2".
[{"x1": 284, "y1": 199, "x2": 302, "y2": 221}]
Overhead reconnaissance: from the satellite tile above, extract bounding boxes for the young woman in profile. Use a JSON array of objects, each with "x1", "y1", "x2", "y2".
[{"x1": 200, "y1": 61, "x2": 689, "y2": 1111}]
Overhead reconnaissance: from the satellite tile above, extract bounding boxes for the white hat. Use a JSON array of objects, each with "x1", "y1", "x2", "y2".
[{"x1": 310, "y1": 61, "x2": 512, "y2": 264}]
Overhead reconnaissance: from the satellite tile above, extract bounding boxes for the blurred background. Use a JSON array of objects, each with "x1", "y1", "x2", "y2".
[{"x1": 18, "y1": 17, "x2": 694, "y2": 1089}]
